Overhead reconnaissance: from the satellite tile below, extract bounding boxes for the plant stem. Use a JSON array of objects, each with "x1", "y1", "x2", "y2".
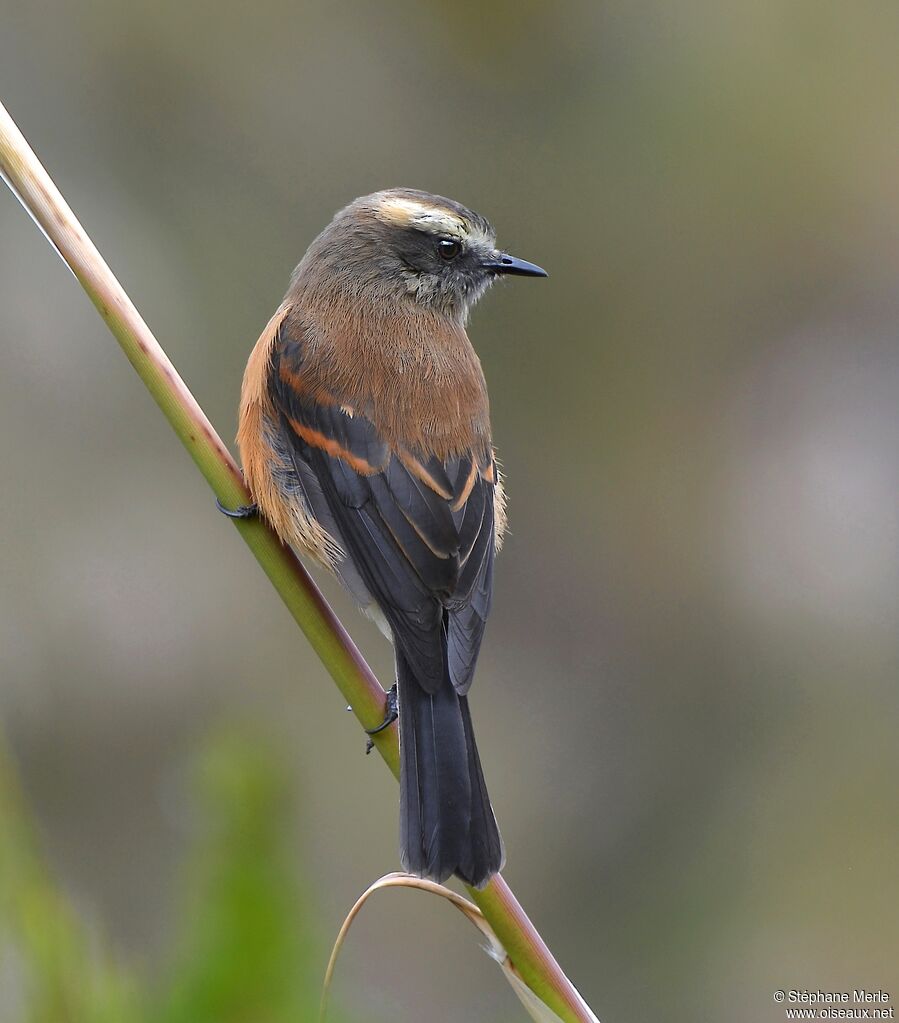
[{"x1": 0, "y1": 97, "x2": 598, "y2": 1023}]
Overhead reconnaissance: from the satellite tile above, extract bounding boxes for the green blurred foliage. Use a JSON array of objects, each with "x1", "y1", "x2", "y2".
[
  {"x1": 0, "y1": 733, "x2": 143, "y2": 1023},
  {"x1": 153, "y1": 729, "x2": 328, "y2": 1023},
  {"x1": 1, "y1": 729, "x2": 355, "y2": 1023}
]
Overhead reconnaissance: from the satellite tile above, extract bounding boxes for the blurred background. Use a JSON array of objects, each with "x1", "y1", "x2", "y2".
[{"x1": 1, "y1": 3, "x2": 898, "y2": 1021}]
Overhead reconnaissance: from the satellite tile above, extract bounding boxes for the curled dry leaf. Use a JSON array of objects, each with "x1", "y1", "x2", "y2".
[{"x1": 320, "y1": 872, "x2": 579, "y2": 1023}]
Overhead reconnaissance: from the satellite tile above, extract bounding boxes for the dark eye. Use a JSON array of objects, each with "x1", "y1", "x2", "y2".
[{"x1": 437, "y1": 238, "x2": 462, "y2": 261}]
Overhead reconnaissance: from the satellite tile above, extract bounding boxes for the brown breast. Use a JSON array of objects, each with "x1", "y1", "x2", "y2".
[{"x1": 281, "y1": 298, "x2": 492, "y2": 462}]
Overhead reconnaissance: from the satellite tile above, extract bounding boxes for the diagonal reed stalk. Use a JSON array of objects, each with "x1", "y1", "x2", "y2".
[{"x1": 0, "y1": 97, "x2": 598, "y2": 1023}]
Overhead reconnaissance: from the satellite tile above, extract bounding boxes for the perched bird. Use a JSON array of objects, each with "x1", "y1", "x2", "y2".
[{"x1": 236, "y1": 189, "x2": 546, "y2": 887}]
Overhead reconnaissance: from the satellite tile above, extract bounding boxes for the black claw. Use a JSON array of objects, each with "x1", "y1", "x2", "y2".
[
  {"x1": 364, "y1": 683, "x2": 398, "y2": 748},
  {"x1": 216, "y1": 498, "x2": 259, "y2": 519}
]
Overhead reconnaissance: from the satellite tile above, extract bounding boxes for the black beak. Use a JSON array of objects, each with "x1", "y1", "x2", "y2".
[{"x1": 482, "y1": 252, "x2": 548, "y2": 278}]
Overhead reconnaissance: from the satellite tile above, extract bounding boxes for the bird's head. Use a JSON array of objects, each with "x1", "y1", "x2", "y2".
[{"x1": 294, "y1": 188, "x2": 546, "y2": 320}]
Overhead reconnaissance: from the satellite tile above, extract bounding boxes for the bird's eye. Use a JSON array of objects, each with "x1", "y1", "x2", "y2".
[{"x1": 437, "y1": 238, "x2": 462, "y2": 261}]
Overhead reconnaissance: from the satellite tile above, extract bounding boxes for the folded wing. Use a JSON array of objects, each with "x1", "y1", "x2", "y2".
[{"x1": 268, "y1": 328, "x2": 496, "y2": 694}]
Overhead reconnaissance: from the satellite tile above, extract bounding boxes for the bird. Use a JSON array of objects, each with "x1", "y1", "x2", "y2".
[{"x1": 235, "y1": 188, "x2": 546, "y2": 888}]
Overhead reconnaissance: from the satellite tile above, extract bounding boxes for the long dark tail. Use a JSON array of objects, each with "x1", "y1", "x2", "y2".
[{"x1": 397, "y1": 651, "x2": 504, "y2": 888}]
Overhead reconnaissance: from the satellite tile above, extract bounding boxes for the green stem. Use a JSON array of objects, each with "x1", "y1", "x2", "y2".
[{"x1": 0, "y1": 97, "x2": 597, "y2": 1023}]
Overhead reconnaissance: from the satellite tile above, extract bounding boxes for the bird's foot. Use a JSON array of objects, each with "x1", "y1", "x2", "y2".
[
  {"x1": 365, "y1": 683, "x2": 398, "y2": 754},
  {"x1": 216, "y1": 497, "x2": 258, "y2": 519}
]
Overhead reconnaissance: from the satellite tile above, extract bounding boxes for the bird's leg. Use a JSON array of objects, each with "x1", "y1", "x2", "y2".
[
  {"x1": 365, "y1": 682, "x2": 398, "y2": 754},
  {"x1": 216, "y1": 497, "x2": 259, "y2": 519}
]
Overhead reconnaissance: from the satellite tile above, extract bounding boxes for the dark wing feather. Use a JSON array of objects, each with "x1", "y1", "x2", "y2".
[
  {"x1": 268, "y1": 335, "x2": 496, "y2": 695},
  {"x1": 446, "y1": 470, "x2": 494, "y2": 693}
]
